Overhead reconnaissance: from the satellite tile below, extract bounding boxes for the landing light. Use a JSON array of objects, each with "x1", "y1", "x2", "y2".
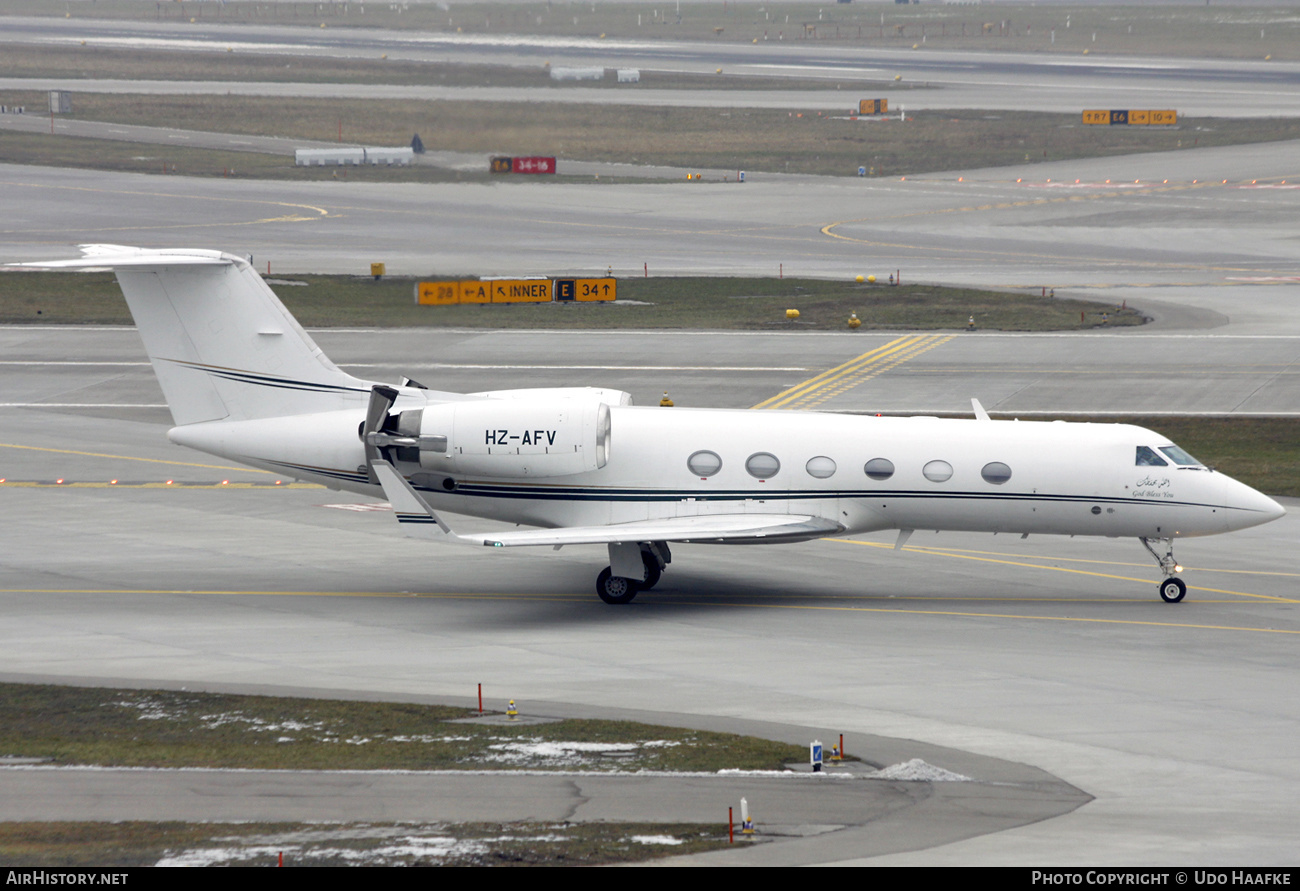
[{"x1": 1174, "y1": 564, "x2": 1184, "y2": 573}]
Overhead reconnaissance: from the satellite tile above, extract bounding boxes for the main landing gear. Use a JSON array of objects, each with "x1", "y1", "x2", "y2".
[
  {"x1": 596, "y1": 542, "x2": 669, "y2": 605},
  {"x1": 1140, "y1": 537, "x2": 1186, "y2": 603}
]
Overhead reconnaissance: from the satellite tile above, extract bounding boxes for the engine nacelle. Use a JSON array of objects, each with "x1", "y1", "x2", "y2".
[{"x1": 408, "y1": 398, "x2": 612, "y2": 478}]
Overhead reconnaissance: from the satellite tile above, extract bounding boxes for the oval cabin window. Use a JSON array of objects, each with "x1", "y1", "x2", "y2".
[
  {"x1": 806, "y1": 456, "x2": 837, "y2": 479},
  {"x1": 687, "y1": 450, "x2": 722, "y2": 478},
  {"x1": 981, "y1": 462, "x2": 1012, "y2": 484},
  {"x1": 745, "y1": 452, "x2": 781, "y2": 479},
  {"x1": 922, "y1": 460, "x2": 953, "y2": 483},
  {"x1": 864, "y1": 458, "x2": 895, "y2": 481}
]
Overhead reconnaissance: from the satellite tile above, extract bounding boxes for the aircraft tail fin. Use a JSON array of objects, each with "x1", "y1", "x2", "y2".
[{"x1": 14, "y1": 246, "x2": 371, "y2": 425}]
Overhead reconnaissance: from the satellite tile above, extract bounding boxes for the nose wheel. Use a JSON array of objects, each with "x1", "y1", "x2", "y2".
[{"x1": 1141, "y1": 537, "x2": 1186, "y2": 603}]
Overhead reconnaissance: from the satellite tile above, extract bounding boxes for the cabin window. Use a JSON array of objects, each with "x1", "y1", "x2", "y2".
[
  {"x1": 1159, "y1": 445, "x2": 1200, "y2": 466},
  {"x1": 806, "y1": 456, "x2": 837, "y2": 479},
  {"x1": 745, "y1": 452, "x2": 781, "y2": 479},
  {"x1": 1135, "y1": 446, "x2": 1168, "y2": 467},
  {"x1": 923, "y1": 460, "x2": 953, "y2": 483},
  {"x1": 864, "y1": 458, "x2": 895, "y2": 480},
  {"x1": 687, "y1": 450, "x2": 722, "y2": 478},
  {"x1": 981, "y1": 462, "x2": 1012, "y2": 484}
]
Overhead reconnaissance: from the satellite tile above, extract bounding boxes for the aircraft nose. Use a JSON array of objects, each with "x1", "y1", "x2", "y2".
[{"x1": 1222, "y1": 475, "x2": 1286, "y2": 530}]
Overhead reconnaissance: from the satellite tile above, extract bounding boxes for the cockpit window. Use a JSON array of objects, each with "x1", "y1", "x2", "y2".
[
  {"x1": 1159, "y1": 445, "x2": 1201, "y2": 466},
  {"x1": 1135, "y1": 446, "x2": 1168, "y2": 467}
]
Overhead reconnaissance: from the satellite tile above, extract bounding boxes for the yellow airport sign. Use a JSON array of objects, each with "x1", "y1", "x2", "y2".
[
  {"x1": 574, "y1": 278, "x2": 616, "y2": 302},
  {"x1": 1083, "y1": 108, "x2": 1177, "y2": 126},
  {"x1": 416, "y1": 282, "x2": 461, "y2": 305},
  {"x1": 418, "y1": 277, "x2": 616, "y2": 305},
  {"x1": 489, "y1": 279, "x2": 553, "y2": 303},
  {"x1": 459, "y1": 281, "x2": 493, "y2": 304},
  {"x1": 859, "y1": 99, "x2": 888, "y2": 115}
]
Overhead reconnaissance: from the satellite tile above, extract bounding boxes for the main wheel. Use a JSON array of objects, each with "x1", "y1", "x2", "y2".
[
  {"x1": 641, "y1": 550, "x2": 663, "y2": 590},
  {"x1": 596, "y1": 567, "x2": 639, "y2": 604},
  {"x1": 1158, "y1": 577, "x2": 1187, "y2": 603}
]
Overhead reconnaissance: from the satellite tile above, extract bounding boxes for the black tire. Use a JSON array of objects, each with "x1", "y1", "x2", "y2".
[
  {"x1": 641, "y1": 550, "x2": 663, "y2": 590},
  {"x1": 596, "y1": 567, "x2": 639, "y2": 604},
  {"x1": 1159, "y1": 577, "x2": 1187, "y2": 603}
]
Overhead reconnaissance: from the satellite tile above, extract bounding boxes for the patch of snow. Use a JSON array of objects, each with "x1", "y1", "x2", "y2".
[
  {"x1": 157, "y1": 837, "x2": 487, "y2": 867},
  {"x1": 869, "y1": 758, "x2": 972, "y2": 782}
]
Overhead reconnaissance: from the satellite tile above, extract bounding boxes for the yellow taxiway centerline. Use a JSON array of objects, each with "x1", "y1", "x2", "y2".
[
  {"x1": 0, "y1": 442, "x2": 268, "y2": 472},
  {"x1": 0, "y1": 587, "x2": 1293, "y2": 635}
]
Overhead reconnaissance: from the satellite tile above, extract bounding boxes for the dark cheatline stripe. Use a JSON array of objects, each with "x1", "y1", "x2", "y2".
[
  {"x1": 167, "y1": 359, "x2": 369, "y2": 394},
  {"x1": 267, "y1": 461, "x2": 1247, "y2": 515}
]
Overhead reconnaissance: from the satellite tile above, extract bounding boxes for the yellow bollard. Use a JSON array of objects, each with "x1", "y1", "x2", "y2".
[
  {"x1": 659, "y1": 392, "x2": 675, "y2": 407},
  {"x1": 786, "y1": 309, "x2": 800, "y2": 320},
  {"x1": 855, "y1": 274, "x2": 864, "y2": 283},
  {"x1": 867, "y1": 274, "x2": 876, "y2": 284},
  {"x1": 848, "y1": 313, "x2": 861, "y2": 329}
]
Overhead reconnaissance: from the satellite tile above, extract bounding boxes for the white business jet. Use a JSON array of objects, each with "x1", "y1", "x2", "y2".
[{"x1": 14, "y1": 246, "x2": 1285, "y2": 604}]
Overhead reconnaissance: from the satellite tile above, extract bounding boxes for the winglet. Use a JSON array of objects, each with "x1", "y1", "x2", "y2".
[
  {"x1": 971, "y1": 398, "x2": 991, "y2": 422},
  {"x1": 371, "y1": 459, "x2": 468, "y2": 544}
]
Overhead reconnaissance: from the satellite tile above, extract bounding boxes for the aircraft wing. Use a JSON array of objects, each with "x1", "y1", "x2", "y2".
[{"x1": 371, "y1": 460, "x2": 844, "y2": 547}]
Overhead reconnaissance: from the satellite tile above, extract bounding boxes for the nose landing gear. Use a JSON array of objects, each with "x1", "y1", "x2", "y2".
[{"x1": 1140, "y1": 537, "x2": 1186, "y2": 603}]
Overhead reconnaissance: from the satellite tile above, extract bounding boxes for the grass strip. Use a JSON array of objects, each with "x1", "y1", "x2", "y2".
[
  {"x1": 6, "y1": 90, "x2": 1300, "y2": 178},
  {"x1": 0, "y1": 682, "x2": 805, "y2": 773},
  {"x1": 0, "y1": 820, "x2": 734, "y2": 867},
  {"x1": 0, "y1": 271, "x2": 1142, "y2": 331}
]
